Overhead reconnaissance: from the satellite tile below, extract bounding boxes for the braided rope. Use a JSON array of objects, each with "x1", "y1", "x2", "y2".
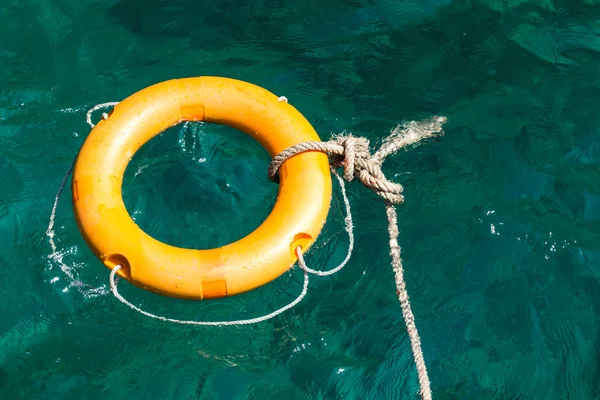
[
  {"x1": 45, "y1": 102, "x2": 122, "y2": 296},
  {"x1": 110, "y1": 250, "x2": 309, "y2": 326},
  {"x1": 86, "y1": 102, "x2": 119, "y2": 128},
  {"x1": 268, "y1": 136, "x2": 404, "y2": 204},
  {"x1": 109, "y1": 167, "x2": 356, "y2": 325},
  {"x1": 268, "y1": 115, "x2": 447, "y2": 400}
]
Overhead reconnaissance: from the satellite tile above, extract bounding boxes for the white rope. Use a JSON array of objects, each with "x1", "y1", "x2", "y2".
[
  {"x1": 45, "y1": 101, "x2": 121, "y2": 295},
  {"x1": 109, "y1": 167, "x2": 355, "y2": 325},
  {"x1": 110, "y1": 252, "x2": 309, "y2": 326},
  {"x1": 298, "y1": 168, "x2": 354, "y2": 276},
  {"x1": 110, "y1": 260, "x2": 308, "y2": 326},
  {"x1": 45, "y1": 156, "x2": 98, "y2": 292},
  {"x1": 86, "y1": 102, "x2": 119, "y2": 128},
  {"x1": 47, "y1": 157, "x2": 75, "y2": 257}
]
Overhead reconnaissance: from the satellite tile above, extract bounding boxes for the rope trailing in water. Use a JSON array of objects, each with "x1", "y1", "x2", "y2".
[{"x1": 268, "y1": 116, "x2": 448, "y2": 400}]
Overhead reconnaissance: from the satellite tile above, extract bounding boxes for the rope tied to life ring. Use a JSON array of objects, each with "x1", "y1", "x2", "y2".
[
  {"x1": 268, "y1": 116, "x2": 447, "y2": 400},
  {"x1": 270, "y1": 116, "x2": 447, "y2": 205}
]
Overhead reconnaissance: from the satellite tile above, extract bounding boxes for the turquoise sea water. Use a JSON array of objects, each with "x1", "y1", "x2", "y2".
[{"x1": 2, "y1": 0, "x2": 600, "y2": 398}]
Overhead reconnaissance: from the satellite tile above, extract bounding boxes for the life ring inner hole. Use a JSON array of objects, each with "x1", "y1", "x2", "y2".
[{"x1": 121, "y1": 121, "x2": 278, "y2": 250}]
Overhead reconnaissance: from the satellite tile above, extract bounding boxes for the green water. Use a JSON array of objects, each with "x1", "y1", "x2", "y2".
[{"x1": 2, "y1": 0, "x2": 600, "y2": 398}]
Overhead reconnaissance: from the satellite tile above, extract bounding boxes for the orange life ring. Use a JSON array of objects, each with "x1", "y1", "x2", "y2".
[{"x1": 72, "y1": 77, "x2": 332, "y2": 300}]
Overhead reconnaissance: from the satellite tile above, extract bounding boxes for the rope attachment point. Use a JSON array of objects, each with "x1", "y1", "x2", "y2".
[
  {"x1": 268, "y1": 116, "x2": 447, "y2": 206},
  {"x1": 86, "y1": 102, "x2": 119, "y2": 128}
]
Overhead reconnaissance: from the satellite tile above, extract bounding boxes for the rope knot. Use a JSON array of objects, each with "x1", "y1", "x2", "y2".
[
  {"x1": 268, "y1": 115, "x2": 446, "y2": 207},
  {"x1": 330, "y1": 135, "x2": 404, "y2": 205}
]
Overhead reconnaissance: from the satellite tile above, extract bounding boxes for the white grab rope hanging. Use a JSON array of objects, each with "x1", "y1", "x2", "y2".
[{"x1": 109, "y1": 166, "x2": 355, "y2": 326}]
